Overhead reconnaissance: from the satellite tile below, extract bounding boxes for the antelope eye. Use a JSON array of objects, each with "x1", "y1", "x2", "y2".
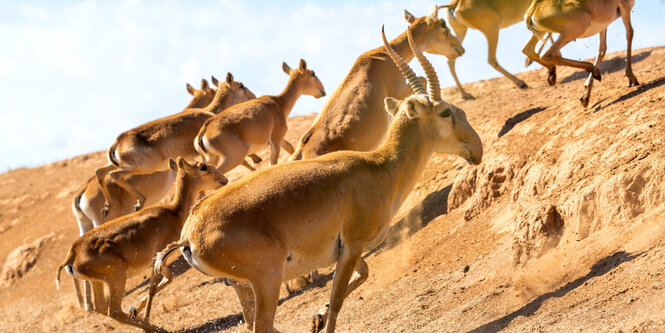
[
  {"x1": 200, "y1": 164, "x2": 208, "y2": 171},
  {"x1": 440, "y1": 109, "x2": 451, "y2": 118},
  {"x1": 311, "y1": 71, "x2": 315, "y2": 76}
]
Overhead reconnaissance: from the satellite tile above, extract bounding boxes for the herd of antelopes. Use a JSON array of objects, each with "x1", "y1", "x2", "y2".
[{"x1": 56, "y1": 1, "x2": 639, "y2": 332}]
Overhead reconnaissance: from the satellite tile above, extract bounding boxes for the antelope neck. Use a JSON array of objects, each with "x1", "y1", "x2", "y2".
[
  {"x1": 273, "y1": 75, "x2": 304, "y2": 118},
  {"x1": 169, "y1": 172, "x2": 200, "y2": 222}
]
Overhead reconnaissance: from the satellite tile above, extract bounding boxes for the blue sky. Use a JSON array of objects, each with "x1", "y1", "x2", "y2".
[{"x1": 1, "y1": 0, "x2": 664, "y2": 171}]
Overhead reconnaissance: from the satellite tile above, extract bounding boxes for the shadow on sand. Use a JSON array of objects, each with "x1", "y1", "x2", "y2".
[
  {"x1": 497, "y1": 107, "x2": 549, "y2": 138},
  {"x1": 466, "y1": 251, "x2": 644, "y2": 333},
  {"x1": 559, "y1": 50, "x2": 652, "y2": 84}
]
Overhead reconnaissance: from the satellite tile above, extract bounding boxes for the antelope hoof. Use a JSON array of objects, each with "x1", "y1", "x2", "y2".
[
  {"x1": 591, "y1": 68, "x2": 601, "y2": 81},
  {"x1": 129, "y1": 307, "x2": 138, "y2": 319},
  {"x1": 517, "y1": 80, "x2": 528, "y2": 89},
  {"x1": 249, "y1": 154, "x2": 263, "y2": 164},
  {"x1": 628, "y1": 77, "x2": 640, "y2": 87},
  {"x1": 311, "y1": 313, "x2": 325, "y2": 333},
  {"x1": 547, "y1": 69, "x2": 557, "y2": 86},
  {"x1": 134, "y1": 201, "x2": 144, "y2": 211},
  {"x1": 461, "y1": 93, "x2": 476, "y2": 100},
  {"x1": 579, "y1": 95, "x2": 590, "y2": 108}
]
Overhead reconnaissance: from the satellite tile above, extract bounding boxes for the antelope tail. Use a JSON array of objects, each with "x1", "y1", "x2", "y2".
[
  {"x1": 194, "y1": 122, "x2": 210, "y2": 159},
  {"x1": 56, "y1": 248, "x2": 76, "y2": 290},
  {"x1": 154, "y1": 239, "x2": 189, "y2": 276}
]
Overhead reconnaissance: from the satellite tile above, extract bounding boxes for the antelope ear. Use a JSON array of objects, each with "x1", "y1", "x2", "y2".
[
  {"x1": 177, "y1": 156, "x2": 185, "y2": 168},
  {"x1": 299, "y1": 59, "x2": 307, "y2": 70},
  {"x1": 426, "y1": 5, "x2": 438, "y2": 23},
  {"x1": 169, "y1": 158, "x2": 178, "y2": 172},
  {"x1": 384, "y1": 97, "x2": 401, "y2": 116},
  {"x1": 405, "y1": 100, "x2": 420, "y2": 119},
  {"x1": 201, "y1": 79, "x2": 209, "y2": 91},
  {"x1": 282, "y1": 62, "x2": 292, "y2": 74},
  {"x1": 226, "y1": 72, "x2": 234, "y2": 84},
  {"x1": 404, "y1": 9, "x2": 416, "y2": 24},
  {"x1": 211, "y1": 75, "x2": 219, "y2": 87},
  {"x1": 186, "y1": 83, "x2": 195, "y2": 95}
]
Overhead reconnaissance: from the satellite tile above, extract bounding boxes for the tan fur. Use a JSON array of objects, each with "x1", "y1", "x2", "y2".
[
  {"x1": 522, "y1": 0, "x2": 639, "y2": 107},
  {"x1": 291, "y1": 8, "x2": 463, "y2": 161},
  {"x1": 147, "y1": 36, "x2": 482, "y2": 333},
  {"x1": 195, "y1": 59, "x2": 325, "y2": 174},
  {"x1": 94, "y1": 73, "x2": 256, "y2": 213},
  {"x1": 440, "y1": 0, "x2": 533, "y2": 99},
  {"x1": 58, "y1": 158, "x2": 226, "y2": 333},
  {"x1": 185, "y1": 78, "x2": 216, "y2": 109}
]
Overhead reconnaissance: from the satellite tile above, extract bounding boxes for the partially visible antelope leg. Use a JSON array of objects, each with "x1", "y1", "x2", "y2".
[
  {"x1": 251, "y1": 270, "x2": 283, "y2": 333},
  {"x1": 581, "y1": 29, "x2": 607, "y2": 107},
  {"x1": 108, "y1": 169, "x2": 148, "y2": 211},
  {"x1": 312, "y1": 257, "x2": 368, "y2": 333},
  {"x1": 131, "y1": 265, "x2": 175, "y2": 321},
  {"x1": 481, "y1": 26, "x2": 528, "y2": 89},
  {"x1": 248, "y1": 154, "x2": 263, "y2": 164},
  {"x1": 446, "y1": 15, "x2": 475, "y2": 100},
  {"x1": 107, "y1": 276, "x2": 165, "y2": 333},
  {"x1": 91, "y1": 281, "x2": 107, "y2": 315},
  {"x1": 241, "y1": 160, "x2": 257, "y2": 172},
  {"x1": 95, "y1": 164, "x2": 116, "y2": 216},
  {"x1": 228, "y1": 280, "x2": 256, "y2": 329},
  {"x1": 619, "y1": 0, "x2": 639, "y2": 87},
  {"x1": 269, "y1": 140, "x2": 281, "y2": 166},
  {"x1": 280, "y1": 139, "x2": 295, "y2": 155},
  {"x1": 541, "y1": 28, "x2": 601, "y2": 86}
]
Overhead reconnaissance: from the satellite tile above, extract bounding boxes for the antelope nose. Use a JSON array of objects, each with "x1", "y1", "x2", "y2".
[{"x1": 455, "y1": 46, "x2": 465, "y2": 56}]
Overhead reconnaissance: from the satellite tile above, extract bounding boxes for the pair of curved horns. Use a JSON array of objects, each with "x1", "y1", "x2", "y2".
[{"x1": 381, "y1": 25, "x2": 441, "y2": 101}]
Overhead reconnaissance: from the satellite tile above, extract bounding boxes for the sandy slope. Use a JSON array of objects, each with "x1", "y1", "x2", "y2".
[{"x1": 1, "y1": 46, "x2": 664, "y2": 333}]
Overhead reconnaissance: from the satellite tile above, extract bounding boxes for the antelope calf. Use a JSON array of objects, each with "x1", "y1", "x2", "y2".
[
  {"x1": 291, "y1": 7, "x2": 463, "y2": 161},
  {"x1": 437, "y1": 0, "x2": 533, "y2": 99},
  {"x1": 522, "y1": 0, "x2": 639, "y2": 107},
  {"x1": 95, "y1": 73, "x2": 255, "y2": 214},
  {"x1": 146, "y1": 28, "x2": 482, "y2": 333},
  {"x1": 195, "y1": 59, "x2": 325, "y2": 174},
  {"x1": 57, "y1": 158, "x2": 226, "y2": 333}
]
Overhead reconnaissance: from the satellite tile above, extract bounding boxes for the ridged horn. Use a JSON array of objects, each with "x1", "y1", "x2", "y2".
[
  {"x1": 382, "y1": 25, "x2": 426, "y2": 96},
  {"x1": 407, "y1": 26, "x2": 441, "y2": 101}
]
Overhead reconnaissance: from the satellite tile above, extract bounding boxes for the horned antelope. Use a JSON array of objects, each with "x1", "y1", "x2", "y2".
[
  {"x1": 94, "y1": 73, "x2": 255, "y2": 215},
  {"x1": 57, "y1": 158, "x2": 226, "y2": 333},
  {"x1": 290, "y1": 7, "x2": 463, "y2": 161},
  {"x1": 195, "y1": 59, "x2": 325, "y2": 174},
  {"x1": 436, "y1": 0, "x2": 533, "y2": 99},
  {"x1": 522, "y1": 0, "x2": 639, "y2": 107},
  {"x1": 144, "y1": 27, "x2": 482, "y2": 333},
  {"x1": 185, "y1": 78, "x2": 216, "y2": 109}
]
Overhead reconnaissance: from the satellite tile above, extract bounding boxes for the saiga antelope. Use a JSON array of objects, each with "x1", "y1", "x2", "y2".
[
  {"x1": 522, "y1": 0, "x2": 639, "y2": 107},
  {"x1": 195, "y1": 59, "x2": 325, "y2": 174},
  {"x1": 57, "y1": 158, "x2": 226, "y2": 333},
  {"x1": 290, "y1": 7, "x2": 463, "y2": 161},
  {"x1": 437, "y1": 0, "x2": 533, "y2": 99},
  {"x1": 95, "y1": 73, "x2": 255, "y2": 215},
  {"x1": 145, "y1": 27, "x2": 482, "y2": 333},
  {"x1": 70, "y1": 80, "x2": 221, "y2": 312}
]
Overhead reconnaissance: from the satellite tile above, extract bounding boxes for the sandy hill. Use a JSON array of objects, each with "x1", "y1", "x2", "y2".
[{"x1": 1, "y1": 46, "x2": 664, "y2": 333}]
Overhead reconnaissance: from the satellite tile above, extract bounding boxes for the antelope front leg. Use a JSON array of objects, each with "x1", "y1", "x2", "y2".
[
  {"x1": 269, "y1": 141, "x2": 281, "y2": 166},
  {"x1": 280, "y1": 139, "x2": 295, "y2": 155},
  {"x1": 447, "y1": 59, "x2": 475, "y2": 100},
  {"x1": 130, "y1": 265, "x2": 175, "y2": 321},
  {"x1": 108, "y1": 169, "x2": 147, "y2": 211},
  {"x1": 482, "y1": 27, "x2": 528, "y2": 89},
  {"x1": 620, "y1": 0, "x2": 640, "y2": 87},
  {"x1": 312, "y1": 250, "x2": 367, "y2": 333},
  {"x1": 542, "y1": 28, "x2": 601, "y2": 86},
  {"x1": 581, "y1": 30, "x2": 607, "y2": 107},
  {"x1": 107, "y1": 278, "x2": 166, "y2": 333},
  {"x1": 228, "y1": 280, "x2": 256, "y2": 329},
  {"x1": 94, "y1": 164, "x2": 116, "y2": 217},
  {"x1": 250, "y1": 270, "x2": 284, "y2": 333}
]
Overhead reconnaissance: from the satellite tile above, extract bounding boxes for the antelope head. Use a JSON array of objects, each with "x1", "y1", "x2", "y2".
[
  {"x1": 282, "y1": 59, "x2": 326, "y2": 98},
  {"x1": 216, "y1": 72, "x2": 257, "y2": 105},
  {"x1": 404, "y1": 6, "x2": 464, "y2": 59},
  {"x1": 186, "y1": 78, "x2": 216, "y2": 108},
  {"x1": 168, "y1": 157, "x2": 228, "y2": 187},
  {"x1": 383, "y1": 25, "x2": 482, "y2": 165}
]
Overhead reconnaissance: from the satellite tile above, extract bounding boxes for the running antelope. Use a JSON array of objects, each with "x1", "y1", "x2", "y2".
[
  {"x1": 70, "y1": 80, "x2": 220, "y2": 312},
  {"x1": 522, "y1": 0, "x2": 639, "y2": 107},
  {"x1": 95, "y1": 73, "x2": 255, "y2": 215},
  {"x1": 57, "y1": 158, "x2": 226, "y2": 333},
  {"x1": 290, "y1": 7, "x2": 463, "y2": 161},
  {"x1": 195, "y1": 59, "x2": 325, "y2": 174},
  {"x1": 438, "y1": 0, "x2": 533, "y2": 99},
  {"x1": 144, "y1": 27, "x2": 482, "y2": 333}
]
